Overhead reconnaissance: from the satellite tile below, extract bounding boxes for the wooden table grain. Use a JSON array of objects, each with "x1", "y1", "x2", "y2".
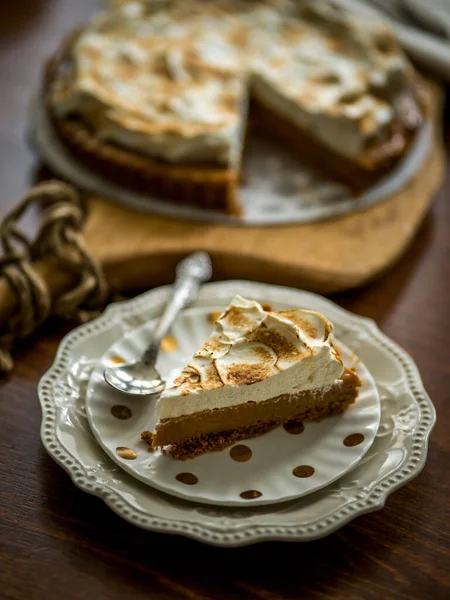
[{"x1": 1, "y1": 2, "x2": 449, "y2": 599}]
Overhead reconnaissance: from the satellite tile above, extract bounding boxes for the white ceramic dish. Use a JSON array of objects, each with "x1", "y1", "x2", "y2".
[
  {"x1": 30, "y1": 92, "x2": 431, "y2": 227},
  {"x1": 39, "y1": 281, "x2": 435, "y2": 546},
  {"x1": 85, "y1": 307, "x2": 380, "y2": 507}
]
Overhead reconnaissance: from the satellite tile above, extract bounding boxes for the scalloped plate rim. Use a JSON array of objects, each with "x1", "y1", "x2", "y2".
[{"x1": 38, "y1": 281, "x2": 436, "y2": 546}]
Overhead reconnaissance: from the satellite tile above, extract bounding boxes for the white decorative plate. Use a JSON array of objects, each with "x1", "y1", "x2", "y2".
[
  {"x1": 30, "y1": 91, "x2": 431, "y2": 227},
  {"x1": 85, "y1": 308, "x2": 380, "y2": 507},
  {"x1": 39, "y1": 281, "x2": 435, "y2": 546}
]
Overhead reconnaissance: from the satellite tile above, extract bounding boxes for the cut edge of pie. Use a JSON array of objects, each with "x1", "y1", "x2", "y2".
[{"x1": 43, "y1": 36, "x2": 242, "y2": 216}]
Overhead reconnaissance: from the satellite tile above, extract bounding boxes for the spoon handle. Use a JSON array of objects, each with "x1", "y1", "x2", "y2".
[{"x1": 142, "y1": 252, "x2": 212, "y2": 366}]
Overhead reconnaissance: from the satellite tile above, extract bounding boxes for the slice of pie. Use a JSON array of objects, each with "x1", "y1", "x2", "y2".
[
  {"x1": 143, "y1": 296, "x2": 361, "y2": 459},
  {"x1": 45, "y1": 0, "x2": 426, "y2": 215}
]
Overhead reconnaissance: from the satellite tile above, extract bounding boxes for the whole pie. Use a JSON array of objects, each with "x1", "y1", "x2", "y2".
[
  {"x1": 46, "y1": 0, "x2": 426, "y2": 215},
  {"x1": 143, "y1": 296, "x2": 362, "y2": 459}
]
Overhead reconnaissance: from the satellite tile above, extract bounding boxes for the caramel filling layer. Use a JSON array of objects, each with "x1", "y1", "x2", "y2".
[{"x1": 151, "y1": 369, "x2": 361, "y2": 449}]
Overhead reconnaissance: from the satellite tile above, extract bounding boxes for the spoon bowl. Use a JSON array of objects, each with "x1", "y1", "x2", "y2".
[{"x1": 104, "y1": 361, "x2": 166, "y2": 396}]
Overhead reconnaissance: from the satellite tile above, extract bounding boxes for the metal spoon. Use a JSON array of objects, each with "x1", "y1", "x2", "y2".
[{"x1": 104, "y1": 251, "x2": 212, "y2": 396}]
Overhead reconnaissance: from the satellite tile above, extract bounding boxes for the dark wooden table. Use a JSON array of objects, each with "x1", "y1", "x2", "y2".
[{"x1": 1, "y1": 2, "x2": 449, "y2": 599}]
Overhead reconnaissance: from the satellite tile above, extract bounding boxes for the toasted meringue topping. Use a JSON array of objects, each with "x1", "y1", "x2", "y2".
[
  {"x1": 156, "y1": 296, "x2": 344, "y2": 420},
  {"x1": 52, "y1": 0, "x2": 421, "y2": 166}
]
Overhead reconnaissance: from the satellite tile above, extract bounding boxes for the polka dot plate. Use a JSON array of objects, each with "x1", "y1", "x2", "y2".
[
  {"x1": 85, "y1": 307, "x2": 380, "y2": 507},
  {"x1": 39, "y1": 281, "x2": 435, "y2": 545}
]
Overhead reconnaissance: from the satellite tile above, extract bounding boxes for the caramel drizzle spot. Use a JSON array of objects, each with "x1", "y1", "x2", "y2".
[
  {"x1": 343, "y1": 433, "x2": 365, "y2": 447},
  {"x1": 111, "y1": 405, "x2": 132, "y2": 420},
  {"x1": 116, "y1": 446, "x2": 137, "y2": 460},
  {"x1": 283, "y1": 420, "x2": 305, "y2": 435},
  {"x1": 230, "y1": 445, "x2": 252, "y2": 462},
  {"x1": 292, "y1": 465, "x2": 315, "y2": 478},
  {"x1": 240, "y1": 490, "x2": 262, "y2": 500},
  {"x1": 109, "y1": 355, "x2": 126, "y2": 365},
  {"x1": 176, "y1": 472, "x2": 198, "y2": 485},
  {"x1": 160, "y1": 335, "x2": 179, "y2": 352}
]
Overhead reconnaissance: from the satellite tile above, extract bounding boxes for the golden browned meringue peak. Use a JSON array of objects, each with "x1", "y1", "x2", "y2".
[
  {"x1": 52, "y1": 0, "x2": 423, "y2": 166},
  {"x1": 156, "y1": 297, "x2": 345, "y2": 420}
]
